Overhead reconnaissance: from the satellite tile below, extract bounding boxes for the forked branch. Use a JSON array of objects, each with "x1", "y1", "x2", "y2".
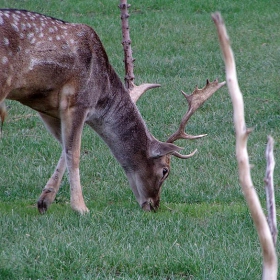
[
  {"x1": 212, "y1": 12, "x2": 277, "y2": 280},
  {"x1": 119, "y1": 0, "x2": 160, "y2": 102},
  {"x1": 166, "y1": 79, "x2": 226, "y2": 144}
]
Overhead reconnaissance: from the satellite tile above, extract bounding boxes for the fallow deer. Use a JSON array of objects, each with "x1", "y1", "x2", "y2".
[{"x1": 0, "y1": 9, "x2": 225, "y2": 213}]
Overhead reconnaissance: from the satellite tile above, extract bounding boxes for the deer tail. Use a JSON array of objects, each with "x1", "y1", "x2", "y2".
[{"x1": 0, "y1": 102, "x2": 7, "y2": 135}]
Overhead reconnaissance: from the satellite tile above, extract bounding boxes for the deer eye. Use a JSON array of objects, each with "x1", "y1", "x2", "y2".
[{"x1": 162, "y1": 167, "x2": 169, "y2": 179}]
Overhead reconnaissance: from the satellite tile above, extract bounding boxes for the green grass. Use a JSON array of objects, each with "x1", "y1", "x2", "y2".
[
  {"x1": 1, "y1": 0, "x2": 280, "y2": 279},
  {"x1": 0, "y1": 201, "x2": 261, "y2": 279}
]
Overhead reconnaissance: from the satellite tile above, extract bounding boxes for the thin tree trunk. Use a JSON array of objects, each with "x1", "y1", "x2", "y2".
[{"x1": 212, "y1": 12, "x2": 277, "y2": 280}]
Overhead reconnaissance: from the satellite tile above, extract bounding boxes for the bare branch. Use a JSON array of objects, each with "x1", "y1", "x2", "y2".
[
  {"x1": 212, "y1": 12, "x2": 277, "y2": 280},
  {"x1": 119, "y1": 0, "x2": 161, "y2": 102},
  {"x1": 265, "y1": 135, "x2": 277, "y2": 246},
  {"x1": 119, "y1": 0, "x2": 134, "y2": 90}
]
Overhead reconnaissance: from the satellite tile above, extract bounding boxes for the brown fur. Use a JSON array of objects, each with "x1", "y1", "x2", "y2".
[{"x1": 1, "y1": 9, "x2": 181, "y2": 213}]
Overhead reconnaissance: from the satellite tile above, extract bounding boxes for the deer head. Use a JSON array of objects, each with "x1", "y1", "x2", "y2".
[
  {"x1": 125, "y1": 79, "x2": 226, "y2": 211},
  {"x1": 0, "y1": 9, "x2": 225, "y2": 214}
]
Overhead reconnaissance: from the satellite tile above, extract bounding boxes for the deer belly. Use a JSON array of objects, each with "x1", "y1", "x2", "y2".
[
  {"x1": 5, "y1": 54, "x2": 76, "y2": 116},
  {"x1": 8, "y1": 86, "x2": 60, "y2": 117}
]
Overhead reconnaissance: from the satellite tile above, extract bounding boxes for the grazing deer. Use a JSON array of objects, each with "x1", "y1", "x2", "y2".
[{"x1": 0, "y1": 9, "x2": 225, "y2": 213}]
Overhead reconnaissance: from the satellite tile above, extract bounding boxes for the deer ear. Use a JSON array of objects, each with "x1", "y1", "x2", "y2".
[{"x1": 149, "y1": 141, "x2": 182, "y2": 158}]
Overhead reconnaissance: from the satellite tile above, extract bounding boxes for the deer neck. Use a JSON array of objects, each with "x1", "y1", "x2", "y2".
[{"x1": 86, "y1": 78, "x2": 153, "y2": 169}]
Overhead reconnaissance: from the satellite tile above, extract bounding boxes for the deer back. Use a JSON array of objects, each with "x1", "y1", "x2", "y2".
[{"x1": 0, "y1": 9, "x2": 117, "y2": 116}]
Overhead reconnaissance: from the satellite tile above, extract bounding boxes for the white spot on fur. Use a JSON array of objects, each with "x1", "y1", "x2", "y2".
[
  {"x1": 0, "y1": 16, "x2": 4, "y2": 25},
  {"x1": 61, "y1": 84, "x2": 75, "y2": 96},
  {"x1": 60, "y1": 83, "x2": 76, "y2": 110},
  {"x1": 77, "y1": 31, "x2": 84, "y2": 37},
  {"x1": 12, "y1": 13, "x2": 20, "y2": 22},
  {"x1": 3, "y1": 38, "x2": 9, "y2": 46},
  {"x1": 2, "y1": 56, "x2": 8, "y2": 64},
  {"x1": 11, "y1": 23, "x2": 19, "y2": 32},
  {"x1": 21, "y1": 23, "x2": 26, "y2": 30},
  {"x1": 27, "y1": 33, "x2": 34, "y2": 40},
  {"x1": 29, "y1": 57, "x2": 40, "y2": 70},
  {"x1": 6, "y1": 75, "x2": 12, "y2": 87}
]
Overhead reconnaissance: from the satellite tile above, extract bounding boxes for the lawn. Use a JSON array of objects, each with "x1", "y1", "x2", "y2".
[{"x1": 0, "y1": 0, "x2": 280, "y2": 279}]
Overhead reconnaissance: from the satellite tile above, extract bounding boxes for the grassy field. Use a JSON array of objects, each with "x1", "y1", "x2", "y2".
[{"x1": 0, "y1": 0, "x2": 280, "y2": 279}]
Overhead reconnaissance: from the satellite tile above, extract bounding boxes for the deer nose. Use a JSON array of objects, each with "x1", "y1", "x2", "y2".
[{"x1": 141, "y1": 198, "x2": 159, "y2": 212}]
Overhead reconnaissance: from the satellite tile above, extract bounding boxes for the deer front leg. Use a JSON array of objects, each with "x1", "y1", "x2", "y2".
[
  {"x1": 37, "y1": 152, "x2": 66, "y2": 213},
  {"x1": 60, "y1": 106, "x2": 89, "y2": 214},
  {"x1": 37, "y1": 113, "x2": 67, "y2": 213}
]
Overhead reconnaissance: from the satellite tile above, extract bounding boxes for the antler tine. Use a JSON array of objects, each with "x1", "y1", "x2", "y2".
[
  {"x1": 166, "y1": 79, "x2": 226, "y2": 157},
  {"x1": 129, "y1": 83, "x2": 161, "y2": 103},
  {"x1": 172, "y1": 148, "x2": 198, "y2": 159}
]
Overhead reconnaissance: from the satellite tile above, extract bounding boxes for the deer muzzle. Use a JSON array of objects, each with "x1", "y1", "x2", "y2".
[{"x1": 141, "y1": 198, "x2": 160, "y2": 212}]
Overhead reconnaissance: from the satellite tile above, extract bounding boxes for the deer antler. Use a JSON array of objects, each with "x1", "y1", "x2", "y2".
[
  {"x1": 167, "y1": 79, "x2": 226, "y2": 158},
  {"x1": 119, "y1": 0, "x2": 160, "y2": 102},
  {"x1": 129, "y1": 82, "x2": 161, "y2": 103}
]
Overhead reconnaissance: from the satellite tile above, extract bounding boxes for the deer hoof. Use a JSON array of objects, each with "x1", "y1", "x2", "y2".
[
  {"x1": 37, "y1": 187, "x2": 56, "y2": 214},
  {"x1": 37, "y1": 198, "x2": 50, "y2": 214},
  {"x1": 70, "y1": 195, "x2": 90, "y2": 214},
  {"x1": 72, "y1": 205, "x2": 90, "y2": 215}
]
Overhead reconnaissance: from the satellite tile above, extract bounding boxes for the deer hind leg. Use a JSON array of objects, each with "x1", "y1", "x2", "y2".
[
  {"x1": 0, "y1": 102, "x2": 6, "y2": 133},
  {"x1": 37, "y1": 113, "x2": 67, "y2": 213},
  {"x1": 60, "y1": 106, "x2": 89, "y2": 214}
]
